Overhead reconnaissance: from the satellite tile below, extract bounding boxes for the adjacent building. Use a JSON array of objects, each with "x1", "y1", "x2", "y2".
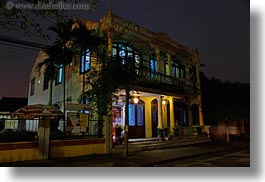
[
  {"x1": 0, "y1": 97, "x2": 28, "y2": 130},
  {"x1": 28, "y1": 9, "x2": 204, "y2": 139}
]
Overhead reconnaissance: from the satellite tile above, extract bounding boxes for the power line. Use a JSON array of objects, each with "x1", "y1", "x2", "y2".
[{"x1": 0, "y1": 35, "x2": 51, "y2": 50}]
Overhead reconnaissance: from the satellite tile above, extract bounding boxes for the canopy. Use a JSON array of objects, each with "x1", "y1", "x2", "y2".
[{"x1": 14, "y1": 104, "x2": 64, "y2": 119}]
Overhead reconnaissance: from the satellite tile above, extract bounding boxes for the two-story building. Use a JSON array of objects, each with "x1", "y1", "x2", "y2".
[{"x1": 28, "y1": 9, "x2": 204, "y2": 139}]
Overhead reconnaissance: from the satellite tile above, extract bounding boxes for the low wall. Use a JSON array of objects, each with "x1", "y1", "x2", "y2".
[
  {"x1": 0, "y1": 141, "x2": 39, "y2": 163},
  {"x1": 0, "y1": 138, "x2": 106, "y2": 163},
  {"x1": 50, "y1": 138, "x2": 106, "y2": 159}
]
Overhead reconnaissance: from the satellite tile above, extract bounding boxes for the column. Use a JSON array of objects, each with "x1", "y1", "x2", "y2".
[
  {"x1": 169, "y1": 97, "x2": 175, "y2": 135},
  {"x1": 167, "y1": 53, "x2": 172, "y2": 84},
  {"x1": 103, "y1": 114, "x2": 112, "y2": 155},
  {"x1": 188, "y1": 104, "x2": 193, "y2": 127},
  {"x1": 157, "y1": 96, "x2": 163, "y2": 128},
  {"x1": 38, "y1": 118, "x2": 50, "y2": 160},
  {"x1": 199, "y1": 102, "x2": 204, "y2": 126},
  {"x1": 107, "y1": 30, "x2": 113, "y2": 57}
]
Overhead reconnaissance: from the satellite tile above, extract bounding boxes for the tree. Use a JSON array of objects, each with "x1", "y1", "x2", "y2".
[
  {"x1": 200, "y1": 72, "x2": 250, "y2": 125},
  {"x1": 36, "y1": 19, "x2": 76, "y2": 106}
]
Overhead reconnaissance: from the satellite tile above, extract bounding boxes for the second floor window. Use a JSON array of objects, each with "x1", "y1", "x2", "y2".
[
  {"x1": 150, "y1": 54, "x2": 158, "y2": 72},
  {"x1": 30, "y1": 78, "x2": 35, "y2": 96},
  {"x1": 112, "y1": 43, "x2": 141, "y2": 68},
  {"x1": 80, "y1": 49, "x2": 90, "y2": 73},
  {"x1": 43, "y1": 74, "x2": 49, "y2": 90},
  {"x1": 56, "y1": 64, "x2": 63, "y2": 85},
  {"x1": 172, "y1": 62, "x2": 185, "y2": 79}
]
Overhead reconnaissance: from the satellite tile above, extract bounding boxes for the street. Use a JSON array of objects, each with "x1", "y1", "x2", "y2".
[
  {"x1": 1, "y1": 142, "x2": 250, "y2": 167},
  {"x1": 156, "y1": 148, "x2": 250, "y2": 167}
]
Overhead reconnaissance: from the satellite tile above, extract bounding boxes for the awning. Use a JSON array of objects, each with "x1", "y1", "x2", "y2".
[{"x1": 14, "y1": 104, "x2": 64, "y2": 119}]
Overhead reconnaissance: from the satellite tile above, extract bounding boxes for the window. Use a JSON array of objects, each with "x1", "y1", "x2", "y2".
[
  {"x1": 150, "y1": 54, "x2": 158, "y2": 72},
  {"x1": 128, "y1": 102, "x2": 144, "y2": 127},
  {"x1": 165, "y1": 60, "x2": 170, "y2": 75},
  {"x1": 43, "y1": 74, "x2": 49, "y2": 90},
  {"x1": 150, "y1": 54, "x2": 158, "y2": 79},
  {"x1": 112, "y1": 43, "x2": 141, "y2": 70},
  {"x1": 30, "y1": 78, "x2": 35, "y2": 96},
  {"x1": 172, "y1": 62, "x2": 185, "y2": 78},
  {"x1": 80, "y1": 95, "x2": 90, "y2": 104},
  {"x1": 56, "y1": 64, "x2": 63, "y2": 85},
  {"x1": 80, "y1": 49, "x2": 90, "y2": 73}
]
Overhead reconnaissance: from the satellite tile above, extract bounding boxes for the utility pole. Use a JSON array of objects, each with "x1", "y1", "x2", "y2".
[
  {"x1": 63, "y1": 45, "x2": 67, "y2": 136},
  {"x1": 124, "y1": 85, "x2": 129, "y2": 158}
]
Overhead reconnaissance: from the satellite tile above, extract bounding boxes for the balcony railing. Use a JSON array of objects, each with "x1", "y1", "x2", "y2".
[{"x1": 136, "y1": 65, "x2": 199, "y2": 94}]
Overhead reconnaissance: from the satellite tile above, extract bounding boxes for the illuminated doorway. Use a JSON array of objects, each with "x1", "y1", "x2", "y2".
[
  {"x1": 128, "y1": 100, "x2": 145, "y2": 138},
  {"x1": 151, "y1": 99, "x2": 158, "y2": 137}
]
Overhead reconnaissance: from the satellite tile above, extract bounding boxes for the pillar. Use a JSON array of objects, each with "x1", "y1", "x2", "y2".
[
  {"x1": 38, "y1": 118, "x2": 50, "y2": 160},
  {"x1": 167, "y1": 53, "x2": 172, "y2": 85},
  {"x1": 199, "y1": 103, "x2": 204, "y2": 126},
  {"x1": 107, "y1": 30, "x2": 113, "y2": 57},
  {"x1": 188, "y1": 105, "x2": 193, "y2": 127},
  {"x1": 157, "y1": 96, "x2": 163, "y2": 128},
  {"x1": 169, "y1": 97, "x2": 175, "y2": 135},
  {"x1": 104, "y1": 115, "x2": 112, "y2": 155}
]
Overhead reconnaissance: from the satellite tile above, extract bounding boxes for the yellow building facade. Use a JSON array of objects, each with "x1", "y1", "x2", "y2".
[{"x1": 28, "y1": 9, "x2": 204, "y2": 140}]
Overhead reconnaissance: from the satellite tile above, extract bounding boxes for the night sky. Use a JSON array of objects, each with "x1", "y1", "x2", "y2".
[{"x1": 0, "y1": 0, "x2": 250, "y2": 98}]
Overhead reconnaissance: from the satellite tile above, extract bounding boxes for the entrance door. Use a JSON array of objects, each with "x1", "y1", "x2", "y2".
[
  {"x1": 151, "y1": 99, "x2": 158, "y2": 137},
  {"x1": 174, "y1": 101, "x2": 189, "y2": 127},
  {"x1": 129, "y1": 100, "x2": 145, "y2": 138}
]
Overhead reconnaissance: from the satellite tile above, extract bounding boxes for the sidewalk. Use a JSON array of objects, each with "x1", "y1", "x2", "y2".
[{"x1": 1, "y1": 142, "x2": 249, "y2": 167}]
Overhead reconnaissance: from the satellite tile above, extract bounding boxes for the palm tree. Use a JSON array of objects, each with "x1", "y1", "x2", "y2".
[{"x1": 36, "y1": 20, "x2": 75, "y2": 106}]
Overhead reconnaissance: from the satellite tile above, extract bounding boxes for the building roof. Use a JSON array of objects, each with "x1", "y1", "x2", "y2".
[{"x1": 0, "y1": 97, "x2": 28, "y2": 112}]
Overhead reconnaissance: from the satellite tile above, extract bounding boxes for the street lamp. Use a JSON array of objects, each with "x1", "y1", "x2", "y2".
[{"x1": 132, "y1": 96, "x2": 140, "y2": 104}]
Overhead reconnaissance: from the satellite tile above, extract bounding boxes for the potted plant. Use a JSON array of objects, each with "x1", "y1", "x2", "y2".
[
  {"x1": 173, "y1": 126, "x2": 181, "y2": 139},
  {"x1": 163, "y1": 127, "x2": 170, "y2": 140},
  {"x1": 157, "y1": 126, "x2": 164, "y2": 141}
]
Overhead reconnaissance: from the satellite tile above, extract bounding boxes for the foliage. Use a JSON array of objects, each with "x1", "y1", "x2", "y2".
[
  {"x1": 163, "y1": 127, "x2": 169, "y2": 137},
  {"x1": 0, "y1": 129, "x2": 37, "y2": 142},
  {"x1": 0, "y1": 0, "x2": 99, "y2": 40},
  {"x1": 200, "y1": 72, "x2": 250, "y2": 125},
  {"x1": 85, "y1": 54, "x2": 138, "y2": 119}
]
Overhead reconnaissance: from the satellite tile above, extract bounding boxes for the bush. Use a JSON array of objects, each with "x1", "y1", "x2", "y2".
[{"x1": 0, "y1": 129, "x2": 37, "y2": 142}]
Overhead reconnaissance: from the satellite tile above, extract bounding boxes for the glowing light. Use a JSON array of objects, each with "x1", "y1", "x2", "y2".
[{"x1": 133, "y1": 97, "x2": 139, "y2": 104}]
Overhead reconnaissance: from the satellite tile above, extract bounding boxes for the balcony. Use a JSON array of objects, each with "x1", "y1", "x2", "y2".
[{"x1": 136, "y1": 65, "x2": 199, "y2": 95}]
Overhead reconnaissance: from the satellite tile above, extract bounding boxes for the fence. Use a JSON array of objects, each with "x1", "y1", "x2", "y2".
[{"x1": 0, "y1": 117, "x2": 104, "y2": 142}]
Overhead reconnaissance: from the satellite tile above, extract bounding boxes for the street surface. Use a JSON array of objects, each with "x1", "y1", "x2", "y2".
[
  {"x1": 1, "y1": 142, "x2": 250, "y2": 167},
  {"x1": 156, "y1": 148, "x2": 250, "y2": 167}
]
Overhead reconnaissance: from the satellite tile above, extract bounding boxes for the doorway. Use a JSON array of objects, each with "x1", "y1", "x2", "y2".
[
  {"x1": 128, "y1": 100, "x2": 145, "y2": 138},
  {"x1": 151, "y1": 99, "x2": 158, "y2": 137}
]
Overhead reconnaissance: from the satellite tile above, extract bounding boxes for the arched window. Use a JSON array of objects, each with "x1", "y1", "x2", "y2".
[
  {"x1": 172, "y1": 61, "x2": 185, "y2": 78},
  {"x1": 80, "y1": 49, "x2": 90, "y2": 73},
  {"x1": 80, "y1": 95, "x2": 89, "y2": 104},
  {"x1": 112, "y1": 43, "x2": 141, "y2": 68},
  {"x1": 150, "y1": 54, "x2": 158, "y2": 79}
]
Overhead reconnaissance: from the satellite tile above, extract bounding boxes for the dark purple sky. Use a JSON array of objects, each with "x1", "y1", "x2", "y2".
[{"x1": 0, "y1": 0, "x2": 249, "y2": 98}]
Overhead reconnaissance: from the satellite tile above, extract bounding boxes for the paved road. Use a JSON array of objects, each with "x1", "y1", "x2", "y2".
[
  {"x1": 1, "y1": 142, "x2": 249, "y2": 167},
  {"x1": 157, "y1": 149, "x2": 250, "y2": 167}
]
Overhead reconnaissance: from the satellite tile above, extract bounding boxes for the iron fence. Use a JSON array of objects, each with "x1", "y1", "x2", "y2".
[{"x1": 0, "y1": 118, "x2": 104, "y2": 142}]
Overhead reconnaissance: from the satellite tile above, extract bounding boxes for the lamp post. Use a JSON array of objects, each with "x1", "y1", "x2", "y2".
[{"x1": 124, "y1": 87, "x2": 129, "y2": 158}]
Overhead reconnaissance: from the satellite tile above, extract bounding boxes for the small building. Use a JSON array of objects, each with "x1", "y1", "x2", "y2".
[
  {"x1": 28, "y1": 9, "x2": 204, "y2": 139},
  {"x1": 0, "y1": 97, "x2": 28, "y2": 130}
]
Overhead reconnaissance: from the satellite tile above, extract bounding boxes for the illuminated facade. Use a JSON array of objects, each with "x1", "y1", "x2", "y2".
[{"x1": 28, "y1": 9, "x2": 204, "y2": 139}]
